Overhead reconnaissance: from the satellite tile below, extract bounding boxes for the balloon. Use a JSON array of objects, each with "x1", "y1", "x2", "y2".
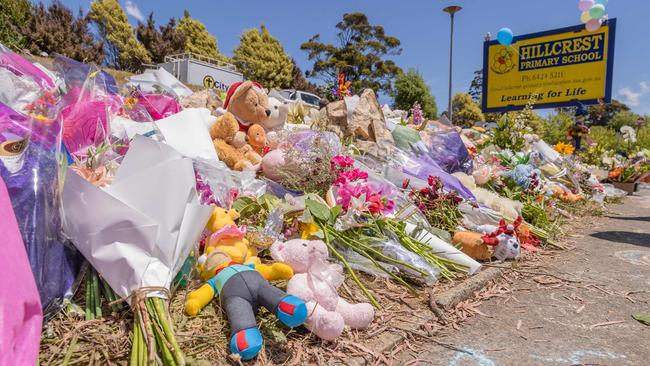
[
  {"x1": 580, "y1": 11, "x2": 591, "y2": 23},
  {"x1": 586, "y1": 18, "x2": 602, "y2": 32},
  {"x1": 595, "y1": 0, "x2": 608, "y2": 5},
  {"x1": 578, "y1": 0, "x2": 594, "y2": 12},
  {"x1": 589, "y1": 4, "x2": 606, "y2": 19},
  {"x1": 497, "y1": 28, "x2": 514, "y2": 46}
]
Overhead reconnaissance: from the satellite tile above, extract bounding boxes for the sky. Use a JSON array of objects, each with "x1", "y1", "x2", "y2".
[{"x1": 52, "y1": 0, "x2": 650, "y2": 115}]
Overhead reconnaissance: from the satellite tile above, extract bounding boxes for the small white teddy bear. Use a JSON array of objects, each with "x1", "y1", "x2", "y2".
[{"x1": 262, "y1": 97, "x2": 289, "y2": 149}]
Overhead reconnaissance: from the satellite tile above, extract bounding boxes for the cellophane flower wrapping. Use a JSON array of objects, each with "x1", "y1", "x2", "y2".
[
  {"x1": 53, "y1": 55, "x2": 125, "y2": 157},
  {"x1": 135, "y1": 91, "x2": 182, "y2": 121},
  {"x1": 0, "y1": 176, "x2": 43, "y2": 366},
  {"x1": 0, "y1": 101, "x2": 82, "y2": 314},
  {"x1": 420, "y1": 128, "x2": 473, "y2": 174}
]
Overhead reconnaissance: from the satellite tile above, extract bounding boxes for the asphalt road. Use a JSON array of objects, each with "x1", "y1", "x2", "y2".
[{"x1": 398, "y1": 188, "x2": 650, "y2": 366}]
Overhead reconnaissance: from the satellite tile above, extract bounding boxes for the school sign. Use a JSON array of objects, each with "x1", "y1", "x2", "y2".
[{"x1": 482, "y1": 19, "x2": 616, "y2": 113}]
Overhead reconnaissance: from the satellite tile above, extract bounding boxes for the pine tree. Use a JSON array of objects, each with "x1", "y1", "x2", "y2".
[
  {"x1": 394, "y1": 68, "x2": 438, "y2": 119},
  {"x1": 89, "y1": 0, "x2": 150, "y2": 71},
  {"x1": 177, "y1": 10, "x2": 227, "y2": 62},
  {"x1": 0, "y1": 0, "x2": 31, "y2": 50},
  {"x1": 233, "y1": 25, "x2": 293, "y2": 89},
  {"x1": 301, "y1": 12, "x2": 402, "y2": 95},
  {"x1": 24, "y1": 1, "x2": 104, "y2": 64},
  {"x1": 136, "y1": 14, "x2": 185, "y2": 63}
]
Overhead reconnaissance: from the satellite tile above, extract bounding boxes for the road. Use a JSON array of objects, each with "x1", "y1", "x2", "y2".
[{"x1": 398, "y1": 189, "x2": 650, "y2": 366}]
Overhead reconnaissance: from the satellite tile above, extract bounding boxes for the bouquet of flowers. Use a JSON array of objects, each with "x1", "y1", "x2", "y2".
[
  {"x1": 62, "y1": 136, "x2": 213, "y2": 365},
  {"x1": 404, "y1": 175, "x2": 464, "y2": 234}
]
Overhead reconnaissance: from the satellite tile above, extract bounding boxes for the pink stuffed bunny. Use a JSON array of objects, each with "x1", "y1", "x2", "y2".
[{"x1": 270, "y1": 239, "x2": 374, "y2": 340}]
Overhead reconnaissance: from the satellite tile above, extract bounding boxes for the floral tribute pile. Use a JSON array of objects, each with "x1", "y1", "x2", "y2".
[{"x1": 0, "y1": 46, "x2": 640, "y2": 365}]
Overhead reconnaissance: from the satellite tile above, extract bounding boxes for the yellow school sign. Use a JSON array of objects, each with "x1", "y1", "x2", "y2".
[{"x1": 482, "y1": 19, "x2": 616, "y2": 113}]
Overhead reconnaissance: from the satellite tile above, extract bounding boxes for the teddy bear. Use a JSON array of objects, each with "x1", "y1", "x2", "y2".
[
  {"x1": 209, "y1": 112, "x2": 262, "y2": 171},
  {"x1": 185, "y1": 248, "x2": 307, "y2": 361},
  {"x1": 246, "y1": 124, "x2": 267, "y2": 156},
  {"x1": 270, "y1": 239, "x2": 375, "y2": 341},
  {"x1": 263, "y1": 97, "x2": 289, "y2": 149},
  {"x1": 475, "y1": 217, "x2": 523, "y2": 261},
  {"x1": 223, "y1": 81, "x2": 271, "y2": 148}
]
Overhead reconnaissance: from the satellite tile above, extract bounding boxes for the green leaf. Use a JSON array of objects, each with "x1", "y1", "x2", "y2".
[
  {"x1": 260, "y1": 193, "x2": 281, "y2": 210},
  {"x1": 232, "y1": 197, "x2": 262, "y2": 219},
  {"x1": 632, "y1": 313, "x2": 650, "y2": 326},
  {"x1": 305, "y1": 199, "x2": 330, "y2": 222},
  {"x1": 329, "y1": 205, "x2": 343, "y2": 224}
]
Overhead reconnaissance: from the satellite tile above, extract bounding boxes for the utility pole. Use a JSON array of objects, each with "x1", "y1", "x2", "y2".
[{"x1": 443, "y1": 5, "x2": 462, "y2": 125}]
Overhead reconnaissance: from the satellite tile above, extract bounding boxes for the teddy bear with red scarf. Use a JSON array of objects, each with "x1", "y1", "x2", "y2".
[{"x1": 222, "y1": 81, "x2": 271, "y2": 149}]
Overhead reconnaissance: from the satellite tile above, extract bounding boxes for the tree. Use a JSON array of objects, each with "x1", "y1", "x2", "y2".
[
  {"x1": 136, "y1": 14, "x2": 186, "y2": 64},
  {"x1": 177, "y1": 10, "x2": 227, "y2": 62},
  {"x1": 0, "y1": 0, "x2": 31, "y2": 50},
  {"x1": 301, "y1": 12, "x2": 402, "y2": 95},
  {"x1": 233, "y1": 25, "x2": 293, "y2": 89},
  {"x1": 451, "y1": 93, "x2": 484, "y2": 127},
  {"x1": 588, "y1": 99, "x2": 630, "y2": 126},
  {"x1": 24, "y1": 1, "x2": 104, "y2": 64},
  {"x1": 289, "y1": 59, "x2": 322, "y2": 96},
  {"x1": 89, "y1": 0, "x2": 150, "y2": 71},
  {"x1": 468, "y1": 69, "x2": 483, "y2": 103},
  {"x1": 393, "y1": 68, "x2": 437, "y2": 119}
]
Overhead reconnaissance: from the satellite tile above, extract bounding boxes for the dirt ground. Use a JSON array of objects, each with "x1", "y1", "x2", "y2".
[{"x1": 396, "y1": 189, "x2": 650, "y2": 366}]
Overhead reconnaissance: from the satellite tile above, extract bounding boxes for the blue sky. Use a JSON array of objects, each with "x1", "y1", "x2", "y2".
[{"x1": 53, "y1": 0, "x2": 650, "y2": 115}]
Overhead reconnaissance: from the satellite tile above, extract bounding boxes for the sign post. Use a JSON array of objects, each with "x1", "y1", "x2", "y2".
[{"x1": 482, "y1": 19, "x2": 616, "y2": 113}]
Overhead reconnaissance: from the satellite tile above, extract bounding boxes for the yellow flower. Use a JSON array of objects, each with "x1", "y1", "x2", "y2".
[
  {"x1": 554, "y1": 142, "x2": 575, "y2": 156},
  {"x1": 300, "y1": 223, "x2": 319, "y2": 239}
]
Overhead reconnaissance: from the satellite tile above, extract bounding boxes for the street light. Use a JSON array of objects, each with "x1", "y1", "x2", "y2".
[{"x1": 443, "y1": 5, "x2": 462, "y2": 125}]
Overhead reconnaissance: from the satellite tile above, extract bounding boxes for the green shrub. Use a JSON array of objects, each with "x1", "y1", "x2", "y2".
[
  {"x1": 589, "y1": 126, "x2": 617, "y2": 150},
  {"x1": 543, "y1": 112, "x2": 573, "y2": 145},
  {"x1": 638, "y1": 125, "x2": 650, "y2": 149}
]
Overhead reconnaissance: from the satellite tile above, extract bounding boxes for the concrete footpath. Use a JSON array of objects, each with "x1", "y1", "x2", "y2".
[{"x1": 397, "y1": 191, "x2": 650, "y2": 366}]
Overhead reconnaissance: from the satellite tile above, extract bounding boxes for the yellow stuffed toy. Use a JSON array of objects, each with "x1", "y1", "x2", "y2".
[
  {"x1": 206, "y1": 207, "x2": 239, "y2": 233},
  {"x1": 198, "y1": 207, "x2": 293, "y2": 281}
]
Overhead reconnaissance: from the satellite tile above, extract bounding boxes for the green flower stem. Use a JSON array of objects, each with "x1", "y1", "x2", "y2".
[
  {"x1": 319, "y1": 223, "x2": 380, "y2": 308},
  {"x1": 92, "y1": 269, "x2": 102, "y2": 318},
  {"x1": 152, "y1": 297, "x2": 185, "y2": 366},
  {"x1": 326, "y1": 227, "x2": 415, "y2": 290},
  {"x1": 85, "y1": 272, "x2": 92, "y2": 320},
  {"x1": 324, "y1": 227, "x2": 427, "y2": 276}
]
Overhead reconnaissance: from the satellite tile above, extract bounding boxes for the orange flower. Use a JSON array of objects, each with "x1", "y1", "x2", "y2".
[{"x1": 609, "y1": 167, "x2": 622, "y2": 179}]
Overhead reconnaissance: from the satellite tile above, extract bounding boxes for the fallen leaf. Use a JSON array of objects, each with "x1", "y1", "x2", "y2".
[{"x1": 632, "y1": 313, "x2": 650, "y2": 326}]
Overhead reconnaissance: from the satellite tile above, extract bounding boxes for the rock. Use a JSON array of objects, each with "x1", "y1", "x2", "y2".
[
  {"x1": 180, "y1": 89, "x2": 223, "y2": 113},
  {"x1": 324, "y1": 99, "x2": 348, "y2": 138},
  {"x1": 349, "y1": 89, "x2": 395, "y2": 146}
]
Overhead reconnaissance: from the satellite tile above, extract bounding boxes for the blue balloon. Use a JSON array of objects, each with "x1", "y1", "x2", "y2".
[
  {"x1": 595, "y1": 0, "x2": 608, "y2": 5},
  {"x1": 497, "y1": 28, "x2": 514, "y2": 46}
]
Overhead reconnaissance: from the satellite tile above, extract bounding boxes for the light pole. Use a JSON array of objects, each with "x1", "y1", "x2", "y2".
[{"x1": 443, "y1": 5, "x2": 462, "y2": 125}]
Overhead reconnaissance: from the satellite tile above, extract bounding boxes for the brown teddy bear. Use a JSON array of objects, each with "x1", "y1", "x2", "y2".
[
  {"x1": 223, "y1": 81, "x2": 271, "y2": 148},
  {"x1": 210, "y1": 112, "x2": 262, "y2": 171},
  {"x1": 247, "y1": 124, "x2": 267, "y2": 155}
]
